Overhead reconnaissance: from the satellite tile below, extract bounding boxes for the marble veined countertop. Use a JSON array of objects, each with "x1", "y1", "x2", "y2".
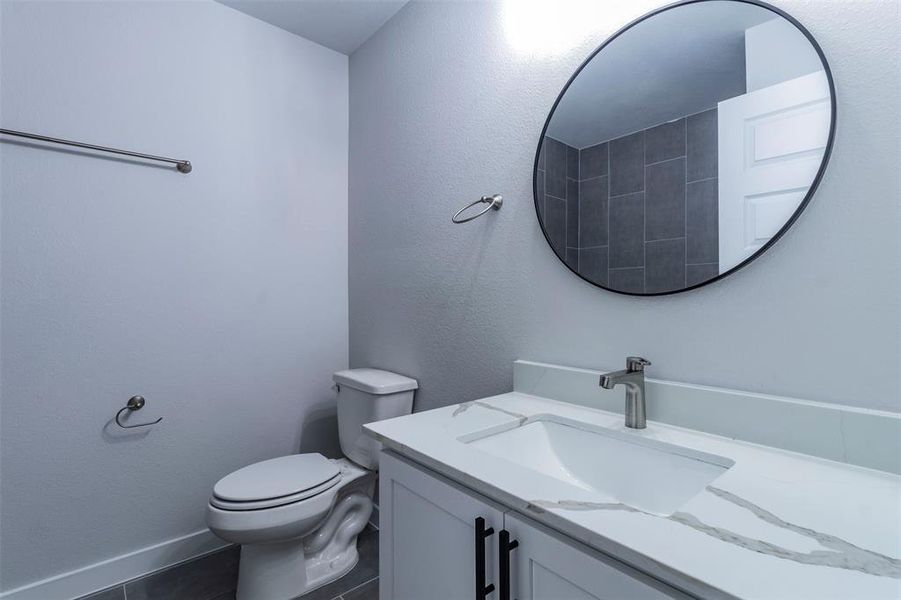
[{"x1": 364, "y1": 392, "x2": 901, "y2": 600}]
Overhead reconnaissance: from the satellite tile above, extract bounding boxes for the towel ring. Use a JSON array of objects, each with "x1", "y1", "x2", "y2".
[
  {"x1": 452, "y1": 194, "x2": 503, "y2": 224},
  {"x1": 115, "y1": 396, "x2": 162, "y2": 429}
]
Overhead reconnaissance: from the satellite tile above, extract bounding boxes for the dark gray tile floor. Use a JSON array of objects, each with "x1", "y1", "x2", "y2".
[
  {"x1": 74, "y1": 525, "x2": 378, "y2": 600},
  {"x1": 341, "y1": 577, "x2": 378, "y2": 600},
  {"x1": 125, "y1": 546, "x2": 240, "y2": 600},
  {"x1": 80, "y1": 587, "x2": 125, "y2": 600}
]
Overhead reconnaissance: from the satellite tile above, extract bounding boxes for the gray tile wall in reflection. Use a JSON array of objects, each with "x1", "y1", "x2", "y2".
[
  {"x1": 536, "y1": 136, "x2": 580, "y2": 271},
  {"x1": 537, "y1": 107, "x2": 720, "y2": 293}
]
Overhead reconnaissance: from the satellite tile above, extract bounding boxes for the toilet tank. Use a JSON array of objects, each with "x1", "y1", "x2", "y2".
[{"x1": 333, "y1": 368, "x2": 417, "y2": 470}]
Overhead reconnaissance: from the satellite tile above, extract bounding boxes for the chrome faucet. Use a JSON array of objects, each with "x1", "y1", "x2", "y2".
[{"x1": 599, "y1": 357, "x2": 652, "y2": 429}]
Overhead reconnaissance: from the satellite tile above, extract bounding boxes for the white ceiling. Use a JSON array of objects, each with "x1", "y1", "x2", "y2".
[
  {"x1": 547, "y1": 2, "x2": 776, "y2": 148},
  {"x1": 218, "y1": 0, "x2": 409, "y2": 55}
]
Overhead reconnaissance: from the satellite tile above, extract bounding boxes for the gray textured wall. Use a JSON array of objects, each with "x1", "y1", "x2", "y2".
[
  {"x1": 349, "y1": 0, "x2": 900, "y2": 413},
  {"x1": 0, "y1": 0, "x2": 348, "y2": 590}
]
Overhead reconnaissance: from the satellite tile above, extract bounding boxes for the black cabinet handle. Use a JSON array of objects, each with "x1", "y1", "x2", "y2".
[
  {"x1": 475, "y1": 517, "x2": 496, "y2": 599},
  {"x1": 499, "y1": 529, "x2": 519, "y2": 600}
]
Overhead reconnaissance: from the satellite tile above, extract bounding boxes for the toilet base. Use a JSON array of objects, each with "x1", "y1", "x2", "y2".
[
  {"x1": 234, "y1": 461, "x2": 374, "y2": 600},
  {"x1": 235, "y1": 534, "x2": 360, "y2": 600}
]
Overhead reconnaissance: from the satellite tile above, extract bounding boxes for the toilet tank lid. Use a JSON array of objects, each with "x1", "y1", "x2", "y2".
[{"x1": 333, "y1": 368, "x2": 418, "y2": 394}]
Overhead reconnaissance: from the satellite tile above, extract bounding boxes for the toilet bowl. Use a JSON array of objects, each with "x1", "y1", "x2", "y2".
[
  {"x1": 207, "y1": 456, "x2": 373, "y2": 599},
  {"x1": 206, "y1": 368, "x2": 417, "y2": 600}
]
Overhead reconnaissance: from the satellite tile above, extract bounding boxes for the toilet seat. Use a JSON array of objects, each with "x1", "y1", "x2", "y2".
[{"x1": 211, "y1": 454, "x2": 341, "y2": 511}]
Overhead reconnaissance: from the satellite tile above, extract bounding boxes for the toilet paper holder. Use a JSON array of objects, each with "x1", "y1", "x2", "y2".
[{"x1": 115, "y1": 396, "x2": 163, "y2": 429}]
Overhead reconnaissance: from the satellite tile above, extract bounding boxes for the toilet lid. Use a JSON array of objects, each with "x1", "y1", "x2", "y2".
[
  {"x1": 209, "y1": 473, "x2": 341, "y2": 511},
  {"x1": 213, "y1": 454, "x2": 340, "y2": 503}
]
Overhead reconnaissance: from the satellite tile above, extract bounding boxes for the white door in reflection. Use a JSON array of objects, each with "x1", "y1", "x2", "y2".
[{"x1": 717, "y1": 69, "x2": 831, "y2": 271}]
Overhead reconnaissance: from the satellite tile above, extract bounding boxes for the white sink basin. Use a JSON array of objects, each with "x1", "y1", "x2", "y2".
[{"x1": 461, "y1": 416, "x2": 733, "y2": 515}]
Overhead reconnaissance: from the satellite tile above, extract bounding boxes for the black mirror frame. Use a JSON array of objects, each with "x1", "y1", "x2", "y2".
[{"x1": 533, "y1": 0, "x2": 837, "y2": 297}]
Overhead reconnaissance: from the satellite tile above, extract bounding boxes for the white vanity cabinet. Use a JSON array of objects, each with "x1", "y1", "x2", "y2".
[
  {"x1": 379, "y1": 450, "x2": 505, "y2": 600},
  {"x1": 503, "y1": 512, "x2": 686, "y2": 600},
  {"x1": 379, "y1": 450, "x2": 691, "y2": 600}
]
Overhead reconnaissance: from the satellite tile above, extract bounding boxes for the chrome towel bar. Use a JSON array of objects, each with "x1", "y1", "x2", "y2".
[
  {"x1": 452, "y1": 194, "x2": 503, "y2": 224},
  {"x1": 0, "y1": 128, "x2": 192, "y2": 173}
]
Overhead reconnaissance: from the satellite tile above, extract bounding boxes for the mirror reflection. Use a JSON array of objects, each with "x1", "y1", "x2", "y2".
[{"x1": 535, "y1": 0, "x2": 833, "y2": 295}]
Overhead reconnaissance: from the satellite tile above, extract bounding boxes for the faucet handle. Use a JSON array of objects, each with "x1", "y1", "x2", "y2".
[{"x1": 626, "y1": 356, "x2": 651, "y2": 371}]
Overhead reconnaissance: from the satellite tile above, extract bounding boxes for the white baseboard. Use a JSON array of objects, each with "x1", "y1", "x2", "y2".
[
  {"x1": 514, "y1": 360, "x2": 901, "y2": 474},
  {"x1": 0, "y1": 528, "x2": 228, "y2": 600}
]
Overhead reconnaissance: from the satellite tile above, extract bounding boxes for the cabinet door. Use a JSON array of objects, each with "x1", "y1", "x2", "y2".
[
  {"x1": 379, "y1": 450, "x2": 505, "y2": 600},
  {"x1": 503, "y1": 512, "x2": 690, "y2": 600}
]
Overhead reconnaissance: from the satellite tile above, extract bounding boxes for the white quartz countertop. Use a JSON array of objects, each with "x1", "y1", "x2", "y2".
[{"x1": 364, "y1": 392, "x2": 901, "y2": 600}]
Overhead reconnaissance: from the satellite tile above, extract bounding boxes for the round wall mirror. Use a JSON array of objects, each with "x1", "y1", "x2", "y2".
[{"x1": 534, "y1": 0, "x2": 835, "y2": 296}]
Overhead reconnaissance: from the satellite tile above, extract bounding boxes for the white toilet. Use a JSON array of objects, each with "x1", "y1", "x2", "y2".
[{"x1": 206, "y1": 368, "x2": 417, "y2": 600}]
